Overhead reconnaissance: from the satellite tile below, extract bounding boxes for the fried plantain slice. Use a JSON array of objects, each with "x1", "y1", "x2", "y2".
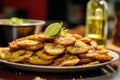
[
  {"x1": 67, "y1": 40, "x2": 90, "y2": 54},
  {"x1": 72, "y1": 34, "x2": 83, "y2": 40},
  {"x1": 25, "y1": 34, "x2": 55, "y2": 42},
  {"x1": 89, "y1": 41, "x2": 98, "y2": 49},
  {"x1": 9, "y1": 38, "x2": 25, "y2": 51},
  {"x1": 87, "y1": 53, "x2": 113, "y2": 62},
  {"x1": 9, "y1": 41, "x2": 20, "y2": 51},
  {"x1": 80, "y1": 37, "x2": 92, "y2": 44},
  {"x1": 79, "y1": 49, "x2": 113, "y2": 62},
  {"x1": 23, "y1": 43, "x2": 44, "y2": 51},
  {"x1": 35, "y1": 49, "x2": 57, "y2": 60},
  {"x1": 78, "y1": 58, "x2": 94, "y2": 65},
  {"x1": 29, "y1": 55, "x2": 53, "y2": 65},
  {"x1": 44, "y1": 43, "x2": 65, "y2": 55},
  {"x1": 83, "y1": 61, "x2": 100, "y2": 66},
  {"x1": 9, "y1": 36, "x2": 44, "y2": 51},
  {"x1": 16, "y1": 40, "x2": 40, "y2": 47},
  {"x1": 25, "y1": 34, "x2": 45, "y2": 41},
  {"x1": 0, "y1": 47, "x2": 11, "y2": 59},
  {"x1": 96, "y1": 46, "x2": 109, "y2": 54},
  {"x1": 8, "y1": 50, "x2": 33, "y2": 62},
  {"x1": 60, "y1": 55, "x2": 80, "y2": 66},
  {"x1": 16, "y1": 40, "x2": 43, "y2": 50},
  {"x1": 54, "y1": 36, "x2": 76, "y2": 46},
  {"x1": 16, "y1": 39, "x2": 44, "y2": 51},
  {"x1": 51, "y1": 54, "x2": 70, "y2": 66}
]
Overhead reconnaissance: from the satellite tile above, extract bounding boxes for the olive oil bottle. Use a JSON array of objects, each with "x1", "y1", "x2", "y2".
[{"x1": 86, "y1": 0, "x2": 108, "y2": 47}]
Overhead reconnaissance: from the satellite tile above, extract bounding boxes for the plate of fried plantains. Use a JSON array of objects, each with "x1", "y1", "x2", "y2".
[{"x1": 0, "y1": 22, "x2": 119, "y2": 72}]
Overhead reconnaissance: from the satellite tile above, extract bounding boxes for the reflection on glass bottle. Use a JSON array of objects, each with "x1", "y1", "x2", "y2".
[{"x1": 86, "y1": 0, "x2": 108, "y2": 47}]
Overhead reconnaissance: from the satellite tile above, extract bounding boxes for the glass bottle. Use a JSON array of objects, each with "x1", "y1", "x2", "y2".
[{"x1": 86, "y1": 0, "x2": 108, "y2": 47}]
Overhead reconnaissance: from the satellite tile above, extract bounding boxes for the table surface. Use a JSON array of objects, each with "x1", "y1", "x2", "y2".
[{"x1": 0, "y1": 51, "x2": 120, "y2": 80}]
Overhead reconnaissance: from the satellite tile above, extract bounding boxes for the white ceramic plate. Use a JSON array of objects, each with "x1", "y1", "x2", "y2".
[{"x1": 0, "y1": 50, "x2": 119, "y2": 72}]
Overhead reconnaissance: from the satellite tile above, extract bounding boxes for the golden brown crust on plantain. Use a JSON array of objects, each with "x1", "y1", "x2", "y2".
[
  {"x1": 60, "y1": 55, "x2": 80, "y2": 66},
  {"x1": 35, "y1": 49, "x2": 57, "y2": 60},
  {"x1": 8, "y1": 50, "x2": 33, "y2": 62},
  {"x1": 29, "y1": 55, "x2": 53, "y2": 65},
  {"x1": 44, "y1": 43, "x2": 65, "y2": 55},
  {"x1": 67, "y1": 40, "x2": 90, "y2": 54},
  {"x1": 54, "y1": 36, "x2": 76, "y2": 46},
  {"x1": 0, "y1": 47, "x2": 11, "y2": 59}
]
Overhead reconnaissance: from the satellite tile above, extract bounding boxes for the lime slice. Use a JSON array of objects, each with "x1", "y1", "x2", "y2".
[{"x1": 44, "y1": 22, "x2": 62, "y2": 37}]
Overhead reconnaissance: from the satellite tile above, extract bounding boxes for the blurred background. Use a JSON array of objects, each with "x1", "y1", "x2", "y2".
[{"x1": 0, "y1": 0, "x2": 119, "y2": 37}]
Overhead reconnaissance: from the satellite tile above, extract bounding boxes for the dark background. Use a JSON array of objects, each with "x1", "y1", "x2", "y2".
[{"x1": 0, "y1": 0, "x2": 89, "y2": 27}]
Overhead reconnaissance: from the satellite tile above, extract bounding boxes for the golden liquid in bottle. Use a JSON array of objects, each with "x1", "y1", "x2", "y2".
[
  {"x1": 86, "y1": 17, "x2": 107, "y2": 46},
  {"x1": 86, "y1": 0, "x2": 108, "y2": 47}
]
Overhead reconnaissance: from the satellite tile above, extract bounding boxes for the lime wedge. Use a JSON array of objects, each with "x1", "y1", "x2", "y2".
[{"x1": 44, "y1": 22, "x2": 63, "y2": 37}]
